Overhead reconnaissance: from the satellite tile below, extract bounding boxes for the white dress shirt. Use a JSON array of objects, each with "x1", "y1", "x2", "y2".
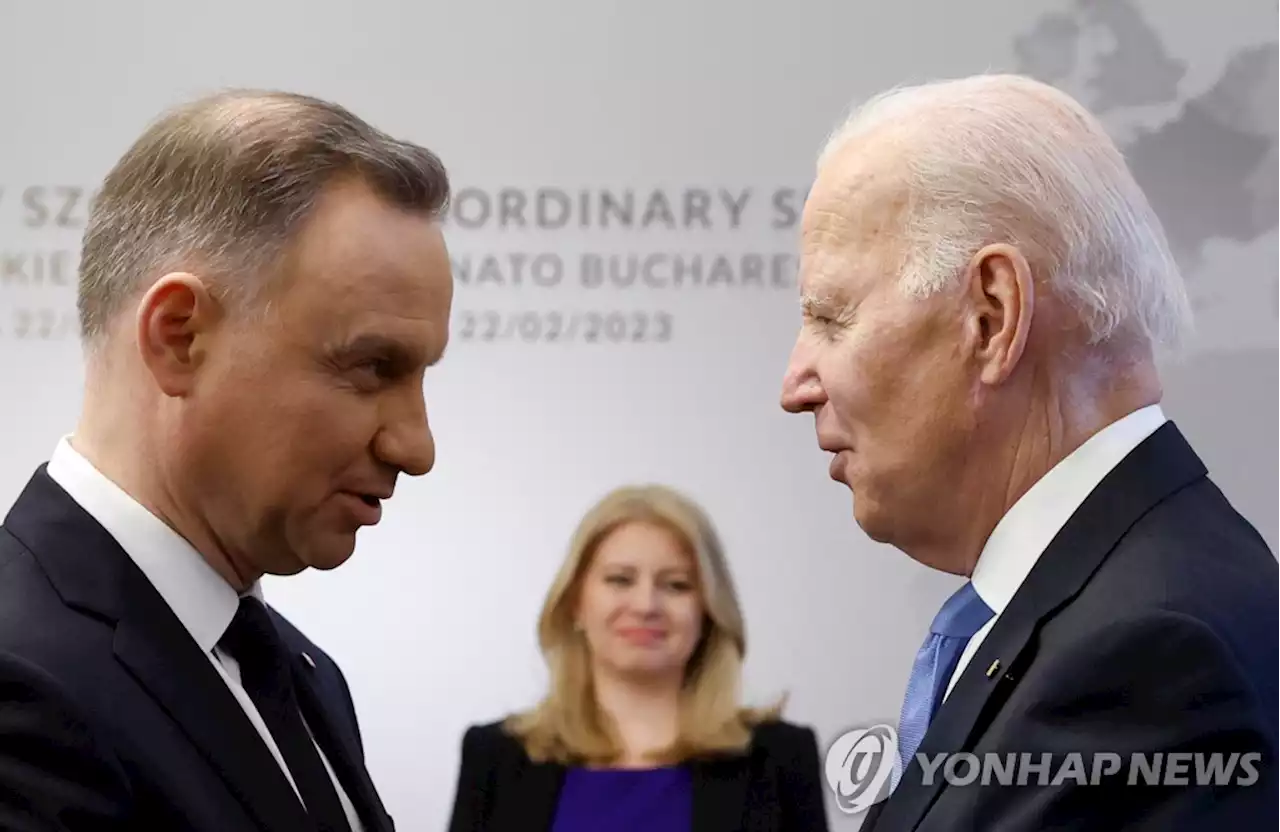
[
  {"x1": 943, "y1": 404, "x2": 1169, "y2": 701},
  {"x1": 46, "y1": 436, "x2": 363, "y2": 831}
]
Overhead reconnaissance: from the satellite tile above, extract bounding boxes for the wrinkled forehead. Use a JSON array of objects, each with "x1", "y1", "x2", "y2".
[{"x1": 799, "y1": 158, "x2": 908, "y2": 298}]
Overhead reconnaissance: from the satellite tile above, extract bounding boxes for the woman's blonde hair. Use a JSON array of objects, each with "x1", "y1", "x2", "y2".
[{"x1": 504, "y1": 483, "x2": 784, "y2": 765}]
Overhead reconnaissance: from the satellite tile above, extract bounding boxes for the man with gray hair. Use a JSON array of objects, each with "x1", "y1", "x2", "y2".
[
  {"x1": 782, "y1": 74, "x2": 1276, "y2": 829},
  {"x1": 0, "y1": 90, "x2": 453, "y2": 831}
]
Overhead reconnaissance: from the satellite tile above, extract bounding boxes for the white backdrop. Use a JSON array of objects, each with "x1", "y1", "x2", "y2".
[{"x1": 1, "y1": 1, "x2": 1275, "y2": 828}]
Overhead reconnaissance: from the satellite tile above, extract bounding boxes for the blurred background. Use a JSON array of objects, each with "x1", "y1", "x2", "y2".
[{"x1": 1, "y1": 0, "x2": 1275, "y2": 827}]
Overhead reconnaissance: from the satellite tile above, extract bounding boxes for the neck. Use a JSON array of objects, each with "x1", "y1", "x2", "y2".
[
  {"x1": 924, "y1": 348, "x2": 1162, "y2": 575},
  {"x1": 591, "y1": 666, "x2": 683, "y2": 767},
  {"x1": 74, "y1": 377, "x2": 259, "y2": 593}
]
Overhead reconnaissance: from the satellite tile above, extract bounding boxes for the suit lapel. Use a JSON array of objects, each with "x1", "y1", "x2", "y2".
[
  {"x1": 691, "y1": 755, "x2": 748, "y2": 832},
  {"x1": 871, "y1": 423, "x2": 1208, "y2": 831},
  {"x1": 7, "y1": 468, "x2": 312, "y2": 832},
  {"x1": 113, "y1": 605, "x2": 312, "y2": 832},
  {"x1": 860, "y1": 799, "x2": 887, "y2": 830},
  {"x1": 292, "y1": 662, "x2": 393, "y2": 832},
  {"x1": 488, "y1": 760, "x2": 564, "y2": 832}
]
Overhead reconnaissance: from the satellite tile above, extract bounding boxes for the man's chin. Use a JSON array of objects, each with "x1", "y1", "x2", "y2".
[
  {"x1": 289, "y1": 535, "x2": 360, "y2": 573},
  {"x1": 307, "y1": 546, "x2": 358, "y2": 572},
  {"x1": 849, "y1": 491, "x2": 894, "y2": 544}
]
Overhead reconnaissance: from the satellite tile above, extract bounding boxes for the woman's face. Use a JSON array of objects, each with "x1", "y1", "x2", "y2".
[{"x1": 574, "y1": 520, "x2": 705, "y2": 683}]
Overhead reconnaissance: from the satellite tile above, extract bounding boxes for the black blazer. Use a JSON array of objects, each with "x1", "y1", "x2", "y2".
[
  {"x1": 447, "y1": 718, "x2": 831, "y2": 832},
  {"x1": 861, "y1": 422, "x2": 1278, "y2": 831},
  {"x1": 0, "y1": 466, "x2": 396, "y2": 832}
]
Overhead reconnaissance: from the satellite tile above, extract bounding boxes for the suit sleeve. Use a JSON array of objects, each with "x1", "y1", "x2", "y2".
[
  {"x1": 778, "y1": 726, "x2": 832, "y2": 832},
  {"x1": 0, "y1": 652, "x2": 132, "y2": 831},
  {"x1": 971, "y1": 610, "x2": 1277, "y2": 830},
  {"x1": 447, "y1": 725, "x2": 496, "y2": 832}
]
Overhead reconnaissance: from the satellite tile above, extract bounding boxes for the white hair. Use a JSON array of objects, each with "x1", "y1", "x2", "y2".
[{"x1": 818, "y1": 73, "x2": 1193, "y2": 352}]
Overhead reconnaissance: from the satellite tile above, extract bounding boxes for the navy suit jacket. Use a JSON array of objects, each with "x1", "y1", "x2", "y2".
[
  {"x1": 861, "y1": 422, "x2": 1278, "y2": 831},
  {"x1": 0, "y1": 467, "x2": 395, "y2": 831}
]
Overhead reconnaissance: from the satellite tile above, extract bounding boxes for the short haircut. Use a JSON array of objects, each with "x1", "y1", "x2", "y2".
[
  {"x1": 819, "y1": 73, "x2": 1193, "y2": 352},
  {"x1": 77, "y1": 88, "x2": 451, "y2": 347}
]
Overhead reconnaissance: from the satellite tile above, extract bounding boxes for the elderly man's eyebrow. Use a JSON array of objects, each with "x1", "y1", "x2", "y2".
[
  {"x1": 800, "y1": 288, "x2": 852, "y2": 317},
  {"x1": 799, "y1": 293, "x2": 827, "y2": 315}
]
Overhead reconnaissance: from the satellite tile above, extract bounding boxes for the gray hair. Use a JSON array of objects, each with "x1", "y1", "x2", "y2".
[
  {"x1": 77, "y1": 88, "x2": 451, "y2": 349},
  {"x1": 818, "y1": 73, "x2": 1193, "y2": 352}
]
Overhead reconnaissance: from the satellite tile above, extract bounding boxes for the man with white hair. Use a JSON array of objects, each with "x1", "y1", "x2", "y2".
[{"x1": 781, "y1": 74, "x2": 1276, "y2": 830}]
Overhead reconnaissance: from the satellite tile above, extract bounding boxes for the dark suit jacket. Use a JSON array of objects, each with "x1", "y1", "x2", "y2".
[
  {"x1": 0, "y1": 466, "x2": 395, "y2": 832},
  {"x1": 446, "y1": 718, "x2": 831, "y2": 832},
  {"x1": 861, "y1": 422, "x2": 1278, "y2": 831}
]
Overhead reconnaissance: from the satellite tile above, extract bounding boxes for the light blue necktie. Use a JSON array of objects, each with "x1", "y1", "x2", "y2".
[{"x1": 895, "y1": 582, "x2": 994, "y2": 783}]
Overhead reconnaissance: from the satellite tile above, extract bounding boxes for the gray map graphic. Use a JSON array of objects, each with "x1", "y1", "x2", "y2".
[
  {"x1": 1013, "y1": 0, "x2": 1277, "y2": 550},
  {"x1": 1014, "y1": 0, "x2": 1277, "y2": 301}
]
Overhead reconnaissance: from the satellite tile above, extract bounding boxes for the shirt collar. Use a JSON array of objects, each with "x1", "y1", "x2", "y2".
[
  {"x1": 45, "y1": 435, "x2": 259, "y2": 653},
  {"x1": 970, "y1": 404, "x2": 1168, "y2": 615}
]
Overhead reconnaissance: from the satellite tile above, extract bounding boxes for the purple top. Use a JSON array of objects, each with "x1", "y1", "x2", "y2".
[{"x1": 550, "y1": 764, "x2": 693, "y2": 832}]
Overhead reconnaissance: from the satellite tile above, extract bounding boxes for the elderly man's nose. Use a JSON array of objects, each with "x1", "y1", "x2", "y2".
[{"x1": 781, "y1": 343, "x2": 824, "y2": 413}]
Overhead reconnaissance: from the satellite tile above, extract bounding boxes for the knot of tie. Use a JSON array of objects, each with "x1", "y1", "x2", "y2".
[
  {"x1": 930, "y1": 581, "x2": 995, "y2": 639},
  {"x1": 221, "y1": 596, "x2": 293, "y2": 693}
]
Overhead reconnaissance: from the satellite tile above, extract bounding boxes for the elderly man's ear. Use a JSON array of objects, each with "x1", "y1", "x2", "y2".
[
  {"x1": 135, "y1": 272, "x2": 224, "y2": 397},
  {"x1": 962, "y1": 243, "x2": 1035, "y2": 386}
]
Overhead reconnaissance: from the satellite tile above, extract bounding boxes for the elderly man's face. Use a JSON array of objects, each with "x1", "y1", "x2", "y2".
[
  {"x1": 780, "y1": 156, "x2": 978, "y2": 548},
  {"x1": 173, "y1": 178, "x2": 454, "y2": 578}
]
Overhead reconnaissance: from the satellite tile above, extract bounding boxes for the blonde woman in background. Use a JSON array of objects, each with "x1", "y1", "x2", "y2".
[{"x1": 447, "y1": 484, "x2": 830, "y2": 832}]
